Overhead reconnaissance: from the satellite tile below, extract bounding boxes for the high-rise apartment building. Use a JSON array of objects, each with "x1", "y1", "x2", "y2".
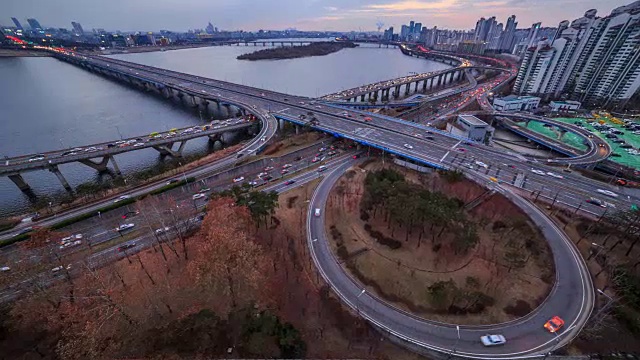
[
  {"x1": 71, "y1": 21, "x2": 84, "y2": 35},
  {"x1": 499, "y1": 15, "x2": 517, "y2": 52},
  {"x1": 11, "y1": 17, "x2": 23, "y2": 30},
  {"x1": 414, "y1": 22, "x2": 422, "y2": 35},
  {"x1": 400, "y1": 25, "x2": 410, "y2": 40},
  {"x1": 572, "y1": 2, "x2": 640, "y2": 107},
  {"x1": 512, "y1": 1, "x2": 640, "y2": 109},
  {"x1": 26, "y1": 18, "x2": 42, "y2": 30}
]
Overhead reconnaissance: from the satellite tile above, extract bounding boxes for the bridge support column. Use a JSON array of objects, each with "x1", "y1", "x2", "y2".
[
  {"x1": 415, "y1": 81, "x2": 420, "y2": 92},
  {"x1": 422, "y1": 79, "x2": 428, "y2": 92},
  {"x1": 404, "y1": 83, "x2": 411, "y2": 96},
  {"x1": 222, "y1": 104, "x2": 232, "y2": 117},
  {"x1": 161, "y1": 87, "x2": 172, "y2": 99},
  {"x1": 49, "y1": 165, "x2": 72, "y2": 192},
  {"x1": 153, "y1": 141, "x2": 187, "y2": 158},
  {"x1": 295, "y1": 125, "x2": 300, "y2": 135},
  {"x1": 360, "y1": 94, "x2": 365, "y2": 102},
  {"x1": 393, "y1": 86, "x2": 400, "y2": 99},
  {"x1": 8, "y1": 173, "x2": 31, "y2": 192},
  {"x1": 278, "y1": 118, "x2": 285, "y2": 130},
  {"x1": 109, "y1": 155, "x2": 122, "y2": 176}
]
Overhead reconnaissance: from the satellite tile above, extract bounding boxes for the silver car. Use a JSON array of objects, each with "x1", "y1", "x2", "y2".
[{"x1": 480, "y1": 334, "x2": 506, "y2": 346}]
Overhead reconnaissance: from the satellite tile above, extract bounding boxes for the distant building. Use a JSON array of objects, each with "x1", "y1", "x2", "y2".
[
  {"x1": 71, "y1": 21, "x2": 84, "y2": 35},
  {"x1": 383, "y1": 26, "x2": 394, "y2": 40},
  {"x1": 446, "y1": 115, "x2": 494, "y2": 143},
  {"x1": 400, "y1": 25, "x2": 410, "y2": 40},
  {"x1": 26, "y1": 18, "x2": 42, "y2": 30},
  {"x1": 11, "y1": 17, "x2": 23, "y2": 30},
  {"x1": 205, "y1": 22, "x2": 215, "y2": 34},
  {"x1": 499, "y1": 15, "x2": 517, "y2": 52},
  {"x1": 457, "y1": 40, "x2": 487, "y2": 54},
  {"x1": 493, "y1": 95, "x2": 541, "y2": 111},
  {"x1": 549, "y1": 100, "x2": 581, "y2": 112},
  {"x1": 511, "y1": 3, "x2": 640, "y2": 109}
]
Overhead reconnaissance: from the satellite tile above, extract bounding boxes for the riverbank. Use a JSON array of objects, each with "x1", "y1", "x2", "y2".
[
  {"x1": 237, "y1": 41, "x2": 358, "y2": 61},
  {"x1": 0, "y1": 49, "x2": 51, "y2": 57}
]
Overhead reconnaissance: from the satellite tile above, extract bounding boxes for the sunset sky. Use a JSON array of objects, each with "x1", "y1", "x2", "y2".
[{"x1": 4, "y1": 0, "x2": 634, "y2": 33}]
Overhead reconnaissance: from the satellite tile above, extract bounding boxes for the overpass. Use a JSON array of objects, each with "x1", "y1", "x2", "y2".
[
  {"x1": 0, "y1": 121, "x2": 255, "y2": 192},
  {"x1": 11, "y1": 49, "x2": 634, "y2": 358},
  {"x1": 453, "y1": 111, "x2": 612, "y2": 165}
]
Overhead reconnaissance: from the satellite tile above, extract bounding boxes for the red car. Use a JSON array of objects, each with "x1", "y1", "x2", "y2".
[{"x1": 544, "y1": 316, "x2": 565, "y2": 333}]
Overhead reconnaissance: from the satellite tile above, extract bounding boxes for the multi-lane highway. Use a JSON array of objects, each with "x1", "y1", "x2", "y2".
[
  {"x1": 1, "y1": 48, "x2": 630, "y2": 358},
  {"x1": 0, "y1": 144, "x2": 357, "y2": 302}
]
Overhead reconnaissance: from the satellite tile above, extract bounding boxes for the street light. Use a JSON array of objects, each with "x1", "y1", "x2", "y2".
[
  {"x1": 356, "y1": 289, "x2": 366, "y2": 315},
  {"x1": 448, "y1": 325, "x2": 461, "y2": 359},
  {"x1": 592, "y1": 289, "x2": 616, "y2": 325},
  {"x1": 588, "y1": 242, "x2": 605, "y2": 260},
  {"x1": 544, "y1": 325, "x2": 576, "y2": 359}
]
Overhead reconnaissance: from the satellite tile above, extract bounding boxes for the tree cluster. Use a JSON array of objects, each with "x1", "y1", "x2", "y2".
[
  {"x1": 218, "y1": 184, "x2": 279, "y2": 227},
  {"x1": 360, "y1": 169, "x2": 479, "y2": 253},
  {"x1": 237, "y1": 41, "x2": 358, "y2": 61},
  {"x1": 426, "y1": 276, "x2": 495, "y2": 314},
  {"x1": 1, "y1": 196, "x2": 304, "y2": 359}
]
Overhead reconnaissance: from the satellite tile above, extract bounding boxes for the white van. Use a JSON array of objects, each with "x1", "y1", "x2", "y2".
[{"x1": 314, "y1": 208, "x2": 321, "y2": 217}]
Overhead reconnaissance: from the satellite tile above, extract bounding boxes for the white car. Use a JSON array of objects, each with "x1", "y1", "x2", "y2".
[
  {"x1": 192, "y1": 193, "x2": 206, "y2": 200},
  {"x1": 546, "y1": 172, "x2": 564, "y2": 179},
  {"x1": 233, "y1": 176, "x2": 245, "y2": 183},
  {"x1": 314, "y1": 208, "x2": 321, "y2": 217},
  {"x1": 530, "y1": 169, "x2": 546, "y2": 176},
  {"x1": 282, "y1": 164, "x2": 293, "y2": 169},
  {"x1": 115, "y1": 223, "x2": 135, "y2": 232},
  {"x1": 155, "y1": 227, "x2": 170, "y2": 234},
  {"x1": 114, "y1": 195, "x2": 130, "y2": 203},
  {"x1": 28, "y1": 156, "x2": 45, "y2": 162},
  {"x1": 597, "y1": 189, "x2": 619, "y2": 198},
  {"x1": 0, "y1": 266, "x2": 10, "y2": 272},
  {"x1": 480, "y1": 334, "x2": 506, "y2": 346},
  {"x1": 475, "y1": 161, "x2": 488, "y2": 168},
  {"x1": 403, "y1": 144, "x2": 414, "y2": 149}
]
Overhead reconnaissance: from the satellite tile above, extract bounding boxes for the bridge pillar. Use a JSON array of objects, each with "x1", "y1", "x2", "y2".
[
  {"x1": 161, "y1": 87, "x2": 172, "y2": 99},
  {"x1": 393, "y1": 86, "x2": 400, "y2": 99},
  {"x1": 278, "y1": 118, "x2": 285, "y2": 130},
  {"x1": 189, "y1": 95, "x2": 199, "y2": 108},
  {"x1": 109, "y1": 155, "x2": 122, "y2": 176},
  {"x1": 152, "y1": 141, "x2": 187, "y2": 158},
  {"x1": 415, "y1": 81, "x2": 420, "y2": 92},
  {"x1": 422, "y1": 79, "x2": 428, "y2": 92},
  {"x1": 360, "y1": 94, "x2": 365, "y2": 102},
  {"x1": 8, "y1": 173, "x2": 31, "y2": 192},
  {"x1": 49, "y1": 165, "x2": 72, "y2": 192},
  {"x1": 295, "y1": 125, "x2": 300, "y2": 135},
  {"x1": 404, "y1": 83, "x2": 411, "y2": 96},
  {"x1": 78, "y1": 157, "x2": 111, "y2": 173}
]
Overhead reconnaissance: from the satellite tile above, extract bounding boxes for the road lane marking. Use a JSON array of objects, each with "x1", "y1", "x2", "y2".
[{"x1": 440, "y1": 151, "x2": 450, "y2": 162}]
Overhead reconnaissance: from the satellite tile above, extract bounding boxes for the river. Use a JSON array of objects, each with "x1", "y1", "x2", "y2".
[{"x1": 0, "y1": 43, "x2": 450, "y2": 217}]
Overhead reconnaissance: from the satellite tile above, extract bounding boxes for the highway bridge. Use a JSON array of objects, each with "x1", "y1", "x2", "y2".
[
  {"x1": 4, "y1": 48, "x2": 632, "y2": 358},
  {"x1": 0, "y1": 121, "x2": 256, "y2": 192}
]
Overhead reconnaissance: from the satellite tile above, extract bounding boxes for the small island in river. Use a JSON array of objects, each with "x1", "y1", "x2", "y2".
[{"x1": 237, "y1": 41, "x2": 358, "y2": 61}]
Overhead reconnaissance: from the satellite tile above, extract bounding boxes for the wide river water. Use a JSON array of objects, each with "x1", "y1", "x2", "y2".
[{"x1": 0, "y1": 42, "x2": 449, "y2": 217}]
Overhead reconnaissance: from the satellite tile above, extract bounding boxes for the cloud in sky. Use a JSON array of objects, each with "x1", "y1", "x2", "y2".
[{"x1": 3, "y1": 0, "x2": 633, "y2": 32}]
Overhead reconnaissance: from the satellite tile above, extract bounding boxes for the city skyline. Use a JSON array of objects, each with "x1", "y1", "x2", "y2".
[{"x1": 3, "y1": 0, "x2": 633, "y2": 32}]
